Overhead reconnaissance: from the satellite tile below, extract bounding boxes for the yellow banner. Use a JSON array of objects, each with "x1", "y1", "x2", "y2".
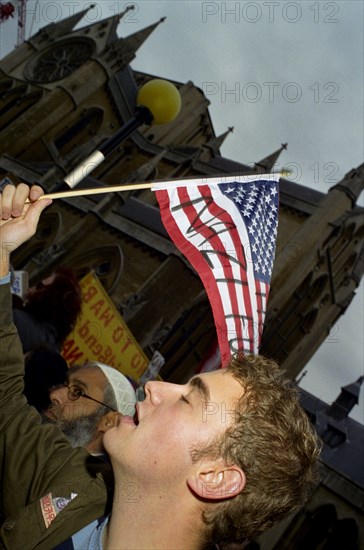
[{"x1": 62, "y1": 272, "x2": 149, "y2": 381}]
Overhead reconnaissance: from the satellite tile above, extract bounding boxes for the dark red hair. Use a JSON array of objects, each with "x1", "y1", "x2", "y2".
[{"x1": 23, "y1": 267, "x2": 82, "y2": 345}]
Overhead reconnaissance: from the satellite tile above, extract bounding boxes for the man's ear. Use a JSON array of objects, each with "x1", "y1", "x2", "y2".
[
  {"x1": 96, "y1": 411, "x2": 120, "y2": 433},
  {"x1": 187, "y1": 463, "x2": 246, "y2": 501}
]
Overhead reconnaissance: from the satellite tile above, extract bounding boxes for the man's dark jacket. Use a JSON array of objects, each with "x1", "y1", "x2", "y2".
[{"x1": 0, "y1": 283, "x2": 112, "y2": 549}]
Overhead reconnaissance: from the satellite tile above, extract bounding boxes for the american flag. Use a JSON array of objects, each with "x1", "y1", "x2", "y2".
[{"x1": 153, "y1": 174, "x2": 280, "y2": 366}]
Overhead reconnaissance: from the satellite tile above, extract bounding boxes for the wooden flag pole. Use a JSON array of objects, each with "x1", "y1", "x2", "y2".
[
  {"x1": 37, "y1": 181, "x2": 154, "y2": 200},
  {"x1": 33, "y1": 171, "x2": 289, "y2": 202}
]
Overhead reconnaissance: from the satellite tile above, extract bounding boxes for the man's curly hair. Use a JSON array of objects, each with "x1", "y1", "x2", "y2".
[{"x1": 191, "y1": 354, "x2": 321, "y2": 548}]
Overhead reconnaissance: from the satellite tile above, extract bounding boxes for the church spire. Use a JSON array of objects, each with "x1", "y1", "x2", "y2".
[
  {"x1": 254, "y1": 143, "x2": 287, "y2": 172},
  {"x1": 120, "y1": 17, "x2": 166, "y2": 55},
  {"x1": 204, "y1": 127, "x2": 234, "y2": 156},
  {"x1": 34, "y1": 4, "x2": 97, "y2": 40},
  {"x1": 100, "y1": 17, "x2": 166, "y2": 72},
  {"x1": 106, "y1": 5, "x2": 137, "y2": 43},
  {"x1": 326, "y1": 376, "x2": 364, "y2": 421}
]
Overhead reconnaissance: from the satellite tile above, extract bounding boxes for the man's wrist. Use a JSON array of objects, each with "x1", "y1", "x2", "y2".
[{"x1": 0, "y1": 256, "x2": 11, "y2": 279}]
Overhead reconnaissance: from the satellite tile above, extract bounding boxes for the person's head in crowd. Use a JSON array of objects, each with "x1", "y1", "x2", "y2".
[
  {"x1": 103, "y1": 354, "x2": 321, "y2": 548},
  {"x1": 18, "y1": 267, "x2": 82, "y2": 346},
  {"x1": 23, "y1": 346, "x2": 69, "y2": 412},
  {"x1": 42, "y1": 361, "x2": 136, "y2": 455}
]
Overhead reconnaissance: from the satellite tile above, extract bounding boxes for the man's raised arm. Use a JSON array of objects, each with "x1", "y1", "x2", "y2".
[{"x1": 0, "y1": 183, "x2": 52, "y2": 423}]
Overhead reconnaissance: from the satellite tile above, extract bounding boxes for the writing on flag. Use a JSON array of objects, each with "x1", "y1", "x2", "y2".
[{"x1": 153, "y1": 174, "x2": 280, "y2": 366}]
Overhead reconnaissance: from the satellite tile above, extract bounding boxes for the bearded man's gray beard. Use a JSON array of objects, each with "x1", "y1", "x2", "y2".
[{"x1": 41, "y1": 408, "x2": 105, "y2": 448}]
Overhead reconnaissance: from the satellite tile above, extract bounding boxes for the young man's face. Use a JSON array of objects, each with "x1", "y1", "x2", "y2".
[
  {"x1": 43, "y1": 367, "x2": 107, "y2": 422},
  {"x1": 104, "y1": 369, "x2": 243, "y2": 488}
]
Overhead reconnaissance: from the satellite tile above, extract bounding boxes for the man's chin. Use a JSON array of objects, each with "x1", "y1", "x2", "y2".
[{"x1": 41, "y1": 408, "x2": 103, "y2": 449}]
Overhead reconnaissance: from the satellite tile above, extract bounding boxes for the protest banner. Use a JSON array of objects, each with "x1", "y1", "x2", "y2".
[{"x1": 62, "y1": 271, "x2": 149, "y2": 381}]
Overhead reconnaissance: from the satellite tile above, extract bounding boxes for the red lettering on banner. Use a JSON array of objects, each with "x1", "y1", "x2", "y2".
[
  {"x1": 121, "y1": 338, "x2": 132, "y2": 353},
  {"x1": 83, "y1": 285, "x2": 98, "y2": 303},
  {"x1": 64, "y1": 273, "x2": 149, "y2": 379},
  {"x1": 92, "y1": 342, "x2": 102, "y2": 355},
  {"x1": 112, "y1": 326, "x2": 124, "y2": 343},
  {"x1": 99, "y1": 307, "x2": 115, "y2": 327},
  {"x1": 86, "y1": 334, "x2": 97, "y2": 348},
  {"x1": 78, "y1": 319, "x2": 91, "y2": 338},
  {"x1": 99, "y1": 345, "x2": 115, "y2": 364},
  {"x1": 90, "y1": 299, "x2": 104, "y2": 316},
  {"x1": 62, "y1": 339, "x2": 83, "y2": 365}
]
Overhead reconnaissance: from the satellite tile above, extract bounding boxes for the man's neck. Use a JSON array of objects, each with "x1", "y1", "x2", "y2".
[{"x1": 105, "y1": 478, "x2": 202, "y2": 550}]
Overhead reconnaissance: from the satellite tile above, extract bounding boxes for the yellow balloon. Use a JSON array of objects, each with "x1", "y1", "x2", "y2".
[{"x1": 137, "y1": 79, "x2": 182, "y2": 125}]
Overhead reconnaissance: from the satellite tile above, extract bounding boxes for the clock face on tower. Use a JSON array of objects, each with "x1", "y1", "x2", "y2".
[{"x1": 24, "y1": 39, "x2": 94, "y2": 83}]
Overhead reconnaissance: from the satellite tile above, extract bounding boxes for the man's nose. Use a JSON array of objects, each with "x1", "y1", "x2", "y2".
[
  {"x1": 144, "y1": 380, "x2": 180, "y2": 406},
  {"x1": 49, "y1": 385, "x2": 68, "y2": 406}
]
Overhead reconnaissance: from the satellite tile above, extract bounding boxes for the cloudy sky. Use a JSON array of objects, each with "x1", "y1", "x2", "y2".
[{"x1": 1, "y1": 0, "x2": 363, "y2": 422}]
